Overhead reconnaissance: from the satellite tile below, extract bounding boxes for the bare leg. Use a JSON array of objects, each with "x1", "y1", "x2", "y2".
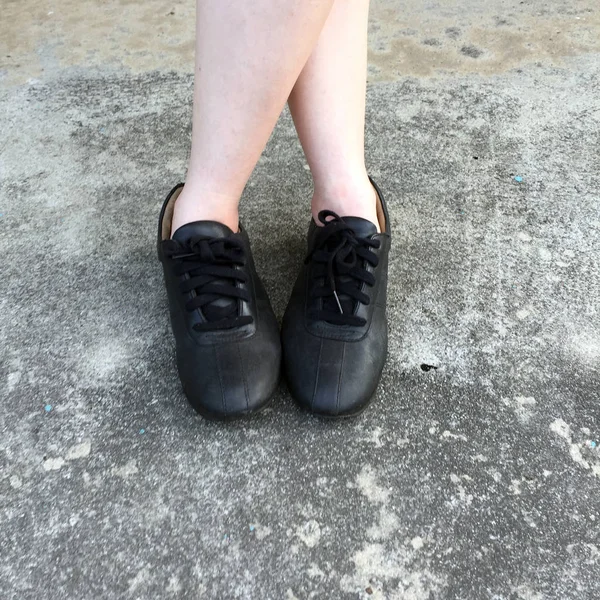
[
  {"x1": 288, "y1": 0, "x2": 378, "y2": 230},
  {"x1": 171, "y1": 0, "x2": 335, "y2": 234}
]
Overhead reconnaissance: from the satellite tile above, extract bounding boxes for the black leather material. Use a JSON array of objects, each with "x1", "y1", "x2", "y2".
[
  {"x1": 157, "y1": 184, "x2": 281, "y2": 419},
  {"x1": 281, "y1": 178, "x2": 391, "y2": 417}
]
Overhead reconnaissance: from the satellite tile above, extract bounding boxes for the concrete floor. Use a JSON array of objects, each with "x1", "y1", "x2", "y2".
[{"x1": 1, "y1": 1, "x2": 599, "y2": 598}]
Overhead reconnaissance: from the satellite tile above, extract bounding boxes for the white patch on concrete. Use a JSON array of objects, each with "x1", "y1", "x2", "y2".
[
  {"x1": 538, "y1": 246, "x2": 552, "y2": 260},
  {"x1": 440, "y1": 430, "x2": 467, "y2": 442},
  {"x1": 6, "y1": 356, "x2": 23, "y2": 393},
  {"x1": 340, "y1": 542, "x2": 446, "y2": 598},
  {"x1": 43, "y1": 457, "x2": 65, "y2": 471},
  {"x1": 10, "y1": 475, "x2": 22, "y2": 489},
  {"x1": 365, "y1": 427, "x2": 384, "y2": 447},
  {"x1": 517, "y1": 232, "x2": 532, "y2": 242},
  {"x1": 347, "y1": 543, "x2": 389, "y2": 580},
  {"x1": 494, "y1": 321, "x2": 508, "y2": 337},
  {"x1": 583, "y1": 543, "x2": 599, "y2": 562},
  {"x1": 166, "y1": 575, "x2": 182, "y2": 594},
  {"x1": 362, "y1": 584, "x2": 385, "y2": 599},
  {"x1": 295, "y1": 520, "x2": 321, "y2": 548},
  {"x1": 286, "y1": 589, "x2": 300, "y2": 600},
  {"x1": 490, "y1": 470, "x2": 502, "y2": 482},
  {"x1": 400, "y1": 572, "x2": 446, "y2": 600},
  {"x1": 522, "y1": 510, "x2": 537, "y2": 529},
  {"x1": 112, "y1": 459, "x2": 139, "y2": 478},
  {"x1": 7, "y1": 370, "x2": 22, "y2": 393},
  {"x1": 503, "y1": 395, "x2": 536, "y2": 423},
  {"x1": 356, "y1": 465, "x2": 390, "y2": 505},
  {"x1": 128, "y1": 566, "x2": 150, "y2": 593},
  {"x1": 550, "y1": 418, "x2": 570, "y2": 439},
  {"x1": 569, "y1": 333, "x2": 600, "y2": 362},
  {"x1": 516, "y1": 308, "x2": 530, "y2": 320},
  {"x1": 510, "y1": 584, "x2": 544, "y2": 600},
  {"x1": 550, "y1": 419, "x2": 599, "y2": 478},
  {"x1": 80, "y1": 340, "x2": 130, "y2": 382},
  {"x1": 449, "y1": 473, "x2": 473, "y2": 505},
  {"x1": 367, "y1": 507, "x2": 400, "y2": 541},
  {"x1": 515, "y1": 396, "x2": 536, "y2": 418},
  {"x1": 515, "y1": 395, "x2": 536, "y2": 407},
  {"x1": 307, "y1": 564, "x2": 326, "y2": 580},
  {"x1": 410, "y1": 536, "x2": 424, "y2": 550},
  {"x1": 509, "y1": 479, "x2": 523, "y2": 495},
  {"x1": 66, "y1": 441, "x2": 91, "y2": 460},
  {"x1": 567, "y1": 542, "x2": 600, "y2": 566},
  {"x1": 254, "y1": 524, "x2": 272, "y2": 540}
]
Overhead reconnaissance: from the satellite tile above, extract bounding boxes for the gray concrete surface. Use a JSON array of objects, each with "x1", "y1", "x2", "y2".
[{"x1": 1, "y1": 1, "x2": 599, "y2": 598}]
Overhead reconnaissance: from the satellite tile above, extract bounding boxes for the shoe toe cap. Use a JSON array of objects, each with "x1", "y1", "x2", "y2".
[
  {"x1": 284, "y1": 333, "x2": 385, "y2": 417},
  {"x1": 178, "y1": 337, "x2": 280, "y2": 419}
]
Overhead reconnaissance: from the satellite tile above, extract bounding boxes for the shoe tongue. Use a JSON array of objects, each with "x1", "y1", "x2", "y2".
[
  {"x1": 319, "y1": 216, "x2": 378, "y2": 321},
  {"x1": 340, "y1": 216, "x2": 377, "y2": 239},
  {"x1": 171, "y1": 220, "x2": 235, "y2": 243},
  {"x1": 171, "y1": 220, "x2": 238, "y2": 323}
]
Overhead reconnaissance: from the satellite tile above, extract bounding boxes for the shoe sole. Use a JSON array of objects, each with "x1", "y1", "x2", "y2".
[
  {"x1": 290, "y1": 385, "x2": 377, "y2": 420},
  {"x1": 301, "y1": 397, "x2": 373, "y2": 419}
]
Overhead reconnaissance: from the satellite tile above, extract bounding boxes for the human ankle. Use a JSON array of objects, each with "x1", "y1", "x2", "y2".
[
  {"x1": 171, "y1": 184, "x2": 240, "y2": 235},
  {"x1": 311, "y1": 175, "x2": 380, "y2": 232}
]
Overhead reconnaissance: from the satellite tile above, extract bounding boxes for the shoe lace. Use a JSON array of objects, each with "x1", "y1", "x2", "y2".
[
  {"x1": 305, "y1": 210, "x2": 380, "y2": 327},
  {"x1": 164, "y1": 236, "x2": 253, "y2": 331}
]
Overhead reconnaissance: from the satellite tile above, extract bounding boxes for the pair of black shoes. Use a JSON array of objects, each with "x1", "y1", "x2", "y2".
[{"x1": 157, "y1": 178, "x2": 391, "y2": 419}]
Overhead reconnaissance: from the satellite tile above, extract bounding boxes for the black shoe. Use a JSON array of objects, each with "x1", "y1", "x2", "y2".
[
  {"x1": 281, "y1": 178, "x2": 391, "y2": 417},
  {"x1": 157, "y1": 184, "x2": 281, "y2": 419}
]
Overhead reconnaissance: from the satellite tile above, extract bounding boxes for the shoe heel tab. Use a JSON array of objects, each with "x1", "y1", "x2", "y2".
[
  {"x1": 368, "y1": 176, "x2": 390, "y2": 235},
  {"x1": 158, "y1": 183, "x2": 185, "y2": 242}
]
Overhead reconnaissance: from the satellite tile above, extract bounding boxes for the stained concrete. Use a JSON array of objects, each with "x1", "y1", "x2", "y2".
[{"x1": 1, "y1": 1, "x2": 599, "y2": 599}]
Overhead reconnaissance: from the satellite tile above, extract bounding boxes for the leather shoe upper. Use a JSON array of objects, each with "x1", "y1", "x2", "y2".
[
  {"x1": 281, "y1": 178, "x2": 391, "y2": 416},
  {"x1": 157, "y1": 184, "x2": 281, "y2": 418}
]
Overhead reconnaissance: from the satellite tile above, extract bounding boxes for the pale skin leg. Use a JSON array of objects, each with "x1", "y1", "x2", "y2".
[
  {"x1": 288, "y1": 0, "x2": 379, "y2": 230},
  {"x1": 171, "y1": 0, "x2": 335, "y2": 234}
]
